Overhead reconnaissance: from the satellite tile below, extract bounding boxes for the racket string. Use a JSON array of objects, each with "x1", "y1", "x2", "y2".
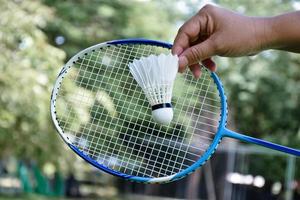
[
  {"x1": 61, "y1": 86, "x2": 218, "y2": 177},
  {"x1": 55, "y1": 44, "x2": 221, "y2": 178},
  {"x1": 120, "y1": 45, "x2": 158, "y2": 175},
  {"x1": 134, "y1": 45, "x2": 179, "y2": 177},
  {"x1": 154, "y1": 71, "x2": 206, "y2": 175},
  {"x1": 103, "y1": 44, "x2": 138, "y2": 170},
  {"x1": 173, "y1": 71, "x2": 212, "y2": 173},
  {"x1": 92, "y1": 45, "x2": 136, "y2": 164},
  {"x1": 75, "y1": 47, "x2": 119, "y2": 160},
  {"x1": 81, "y1": 49, "x2": 110, "y2": 159},
  {"x1": 64, "y1": 115, "x2": 215, "y2": 152}
]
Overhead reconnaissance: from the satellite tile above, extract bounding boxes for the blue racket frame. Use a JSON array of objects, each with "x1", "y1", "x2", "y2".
[{"x1": 51, "y1": 38, "x2": 300, "y2": 184}]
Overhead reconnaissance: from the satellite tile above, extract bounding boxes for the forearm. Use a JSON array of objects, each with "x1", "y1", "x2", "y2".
[
  {"x1": 173, "y1": 5, "x2": 300, "y2": 73},
  {"x1": 263, "y1": 11, "x2": 300, "y2": 52}
]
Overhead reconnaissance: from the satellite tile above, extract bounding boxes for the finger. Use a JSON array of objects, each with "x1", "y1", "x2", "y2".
[
  {"x1": 178, "y1": 56, "x2": 189, "y2": 72},
  {"x1": 181, "y1": 58, "x2": 215, "y2": 79},
  {"x1": 201, "y1": 58, "x2": 217, "y2": 71},
  {"x1": 172, "y1": 16, "x2": 202, "y2": 55},
  {"x1": 179, "y1": 39, "x2": 215, "y2": 68},
  {"x1": 189, "y1": 63, "x2": 202, "y2": 79},
  {"x1": 172, "y1": 34, "x2": 187, "y2": 56}
]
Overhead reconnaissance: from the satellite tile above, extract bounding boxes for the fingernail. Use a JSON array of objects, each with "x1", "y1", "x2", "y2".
[
  {"x1": 179, "y1": 56, "x2": 188, "y2": 68},
  {"x1": 194, "y1": 71, "x2": 201, "y2": 79}
]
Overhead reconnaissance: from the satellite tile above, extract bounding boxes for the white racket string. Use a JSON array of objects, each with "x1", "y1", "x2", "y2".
[{"x1": 55, "y1": 44, "x2": 221, "y2": 178}]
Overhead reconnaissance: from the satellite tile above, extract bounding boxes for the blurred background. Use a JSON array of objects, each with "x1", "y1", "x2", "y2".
[{"x1": 0, "y1": 0, "x2": 299, "y2": 199}]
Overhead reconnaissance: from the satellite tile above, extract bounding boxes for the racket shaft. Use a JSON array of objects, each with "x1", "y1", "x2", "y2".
[{"x1": 223, "y1": 128, "x2": 300, "y2": 156}]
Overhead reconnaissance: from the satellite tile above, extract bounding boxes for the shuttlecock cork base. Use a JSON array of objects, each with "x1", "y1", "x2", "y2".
[
  {"x1": 129, "y1": 53, "x2": 179, "y2": 125},
  {"x1": 151, "y1": 103, "x2": 173, "y2": 125}
]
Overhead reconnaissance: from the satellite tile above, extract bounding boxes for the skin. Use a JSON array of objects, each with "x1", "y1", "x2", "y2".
[{"x1": 172, "y1": 4, "x2": 300, "y2": 78}]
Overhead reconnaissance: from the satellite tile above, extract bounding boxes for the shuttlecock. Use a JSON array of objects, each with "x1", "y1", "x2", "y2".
[{"x1": 129, "y1": 53, "x2": 178, "y2": 125}]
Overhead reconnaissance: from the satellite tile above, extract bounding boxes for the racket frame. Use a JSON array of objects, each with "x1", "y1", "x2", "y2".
[{"x1": 50, "y1": 38, "x2": 299, "y2": 184}]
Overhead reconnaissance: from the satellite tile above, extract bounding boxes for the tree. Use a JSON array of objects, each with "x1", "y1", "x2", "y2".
[
  {"x1": 216, "y1": 0, "x2": 300, "y2": 180},
  {"x1": 0, "y1": 0, "x2": 183, "y2": 170},
  {"x1": 42, "y1": 0, "x2": 180, "y2": 59},
  {"x1": 0, "y1": 0, "x2": 69, "y2": 166}
]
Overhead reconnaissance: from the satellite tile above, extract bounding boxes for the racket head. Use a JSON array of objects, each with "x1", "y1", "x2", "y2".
[{"x1": 50, "y1": 39, "x2": 228, "y2": 183}]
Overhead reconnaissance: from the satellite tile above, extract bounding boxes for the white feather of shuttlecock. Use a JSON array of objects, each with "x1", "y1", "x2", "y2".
[
  {"x1": 129, "y1": 53, "x2": 178, "y2": 125},
  {"x1": 128, "y1": 53, "x2": 178, "y2": 106}
]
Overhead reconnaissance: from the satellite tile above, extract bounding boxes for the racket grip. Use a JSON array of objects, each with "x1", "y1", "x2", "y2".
[{"x1": 223, "y1": 128, "x2": 300, "y2": 156}]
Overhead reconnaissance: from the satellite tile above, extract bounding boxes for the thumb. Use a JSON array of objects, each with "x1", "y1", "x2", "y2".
[{"x1": 178, "y1": 39, "x2": 216, "y2": 69}]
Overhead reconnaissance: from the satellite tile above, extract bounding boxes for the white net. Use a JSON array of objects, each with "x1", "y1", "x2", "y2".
[{"x1": 54, "y1": 44, "x2": 222, "y2": 178}]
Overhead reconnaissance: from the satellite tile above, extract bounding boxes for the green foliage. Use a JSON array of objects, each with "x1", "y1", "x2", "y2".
[
  {"x1": 219, "y1": 4, "x2": 300, "y2": 133},
  {"x1": 222, "y1": 52, "x2": 300, "y2": 179},
  {"x1": 0, "y1": 1, "x2": 67, "y2": 166},
  {"x1": 218, "y1": 0, "x2": 294, "y2": 15},
  {"x1": 0, "y1": 0, "x2": 182, "y2": 171},
  {"x1": 1, "y1": 0, "x2": 299, "y2": 184},
  {"x1": 213, "y1": 0, "x2": 300, "y2": 180},
  {"x1": 42, "y1": 0, "x2": 179, "y2": 59},
  {"x1": 173, "y1": 0, "x2": 300, "y2": 181}
]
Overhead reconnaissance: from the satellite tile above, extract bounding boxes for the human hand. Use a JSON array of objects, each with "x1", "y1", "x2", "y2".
[{"x1": 172, "y1": 4, "x2": 268, "y2": 78}]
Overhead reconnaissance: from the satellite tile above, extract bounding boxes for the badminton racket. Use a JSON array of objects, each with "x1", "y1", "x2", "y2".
[{"x1": 50, "y1": 39, "x2": 300, "y2": 184}]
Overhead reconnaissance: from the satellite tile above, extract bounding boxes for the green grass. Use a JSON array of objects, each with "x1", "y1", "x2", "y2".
[
  {"x1": 0, "y1": 194, "x2": 60, "y2": 200},
  {"x1": 0, "y1": 194, "x2": 123, "y2": 200}
]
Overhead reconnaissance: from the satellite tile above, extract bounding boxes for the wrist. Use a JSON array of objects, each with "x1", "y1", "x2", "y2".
[
  {"x1": 255, "y1": 12, "x2": 300, "y2": 52},
  {"x1": 252, "y1": 17, "x2": 277, "y2": 51}
]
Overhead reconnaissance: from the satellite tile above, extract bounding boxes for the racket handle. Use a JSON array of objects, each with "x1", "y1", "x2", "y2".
[{"x1": 223, "y1": 128, "x2": 300, "y2": 156}]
